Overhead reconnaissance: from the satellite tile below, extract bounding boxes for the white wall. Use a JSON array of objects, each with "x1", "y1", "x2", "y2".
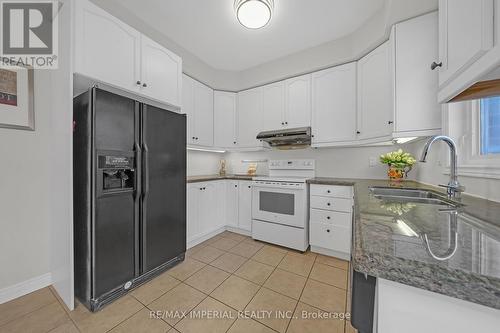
[
  {"x1": 0, "y1": 72, "x2": 51, "y2": 291},
  {"x1": 224, "y1": 146, "x2": 404, "y2": 179},
  {"x1": 187, "y1": 150, "x2": 224, "y2": 176}
]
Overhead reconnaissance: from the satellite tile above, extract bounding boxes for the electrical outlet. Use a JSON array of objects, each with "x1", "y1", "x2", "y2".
[{"x1": 369, "y1": 157, "x2": 377, "y2": 167}]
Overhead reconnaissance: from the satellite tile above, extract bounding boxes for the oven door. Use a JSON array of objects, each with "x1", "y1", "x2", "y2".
[{"x1": 251, "y1": 182, "x2": 306, "y2": 228}]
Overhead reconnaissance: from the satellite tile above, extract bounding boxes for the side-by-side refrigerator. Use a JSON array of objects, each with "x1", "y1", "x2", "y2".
[{"x1": 73, "y1": 87, "x2": 186, "y2": 311}]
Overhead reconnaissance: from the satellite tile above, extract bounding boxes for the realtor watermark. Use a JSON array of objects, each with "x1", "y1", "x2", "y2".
[
  {"x1": 149, "y1": 310, "x2": 351, "y2": 321},
  {"x1": 1, "y1": 0, "x2": 58, "y2": 68}
]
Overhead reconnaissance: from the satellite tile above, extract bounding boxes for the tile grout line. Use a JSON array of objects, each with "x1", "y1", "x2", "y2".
[
  {"x1": 284, "y1": 250, "x2": 317, "y2": 333},
  {"x1": 223, "y1": 246, "x2": 292, "y2": 333},
  {"x1": 0, "y1": 289, "x2": 59, "y2": 329}
]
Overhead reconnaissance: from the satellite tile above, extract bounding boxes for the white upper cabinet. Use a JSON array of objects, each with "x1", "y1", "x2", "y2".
[
  {"x1": 140, "y1": 35, "x2": 182, "y2": 107},
  {"x1": 438, "y1": 0, "x2": 494, "y2": 87},
  {"x1": 74, "y1": 0, "x2": 140, "y2": 93},
  {"x1": 357, "y1": 41, "x2": 393, "y2": 140},
  {"x1": 262, "y1": 81, "x2": 286, "y2": 131},
  {"x1": 311, "y1": 63, "x2": 357, "y2": 146},
  {"x1": 285, "y1": 74, "x2": 312, "y2": 128},
  {"x1": 214, "y1": 91, "x2": 237, "y2": 148},
  {"x1": 393, "y1": 12, "x2": 441, "y2": 135},
  {"x1": 193, "y1": 80, "x2": 214, "y2": 147},
  {"x1": 183, "y1": 75, "x2": 196, "y2": 144},
  {"x1": 74, "y1": 0, "x2": 182, "y2": 108},
  {"x1": 437, "y1": 0, "x2": 500, "y2": 102},
  {"x1": 183, "y1": 74, "x2": 214, "y2": 147},
  {"x1": 237, "y1": 87, "x2": 264, "y2": 148}
]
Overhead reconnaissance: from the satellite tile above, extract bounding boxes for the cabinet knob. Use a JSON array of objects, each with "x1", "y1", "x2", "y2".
[
  {"x1": 327, "y1": 216, "x2": 331, "y2": 220},
  {"x1": 142, "y1": 83, "x2": 147, "y2": 87},
  {"x1": 136, "y1": 80, "x2": 141, "y2": 85},
  {"x1": 326, "y1": 229, "x2": 330, "y2": 233},
  {"x1": 285, "y1": 121, "x2": 288, "y2": 125},
  {"x1": 356, "y1": 131, "x2": 361, "y2": 135},
  {"x1": 248, "y1": 186, "x2": 251, "y2": 188},
  {"x1": 235, "y1": 185, "x2": 237, "y2": 188},
  {"x1": 430, "y1": 61, "x2": 442, "y2": 70},
  {"x1": 281, "y1": 122, "x2": 284, "y2": 125},
  {"x1": 388, "y1": 120, "x2": 394, "y2": 125},
  {"x1": 327, "y1": 190, "x2": 331, "y2": 193},
  {"x1": 327, "y1": 202, "x2": 331, "y2": 206},
  {"x1": 192, "y1": 136, "x2": 196, "y2": 140}
]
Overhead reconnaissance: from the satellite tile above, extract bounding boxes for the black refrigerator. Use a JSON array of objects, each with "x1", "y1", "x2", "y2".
[{"x1": 73, "y1": 87, "x2": 186, "y2": 311}]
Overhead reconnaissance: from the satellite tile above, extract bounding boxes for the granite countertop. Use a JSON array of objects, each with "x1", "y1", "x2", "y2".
[
  {"x1": 187, "y1": 174, "x2": 254, "y2": 183},
  {"x1": 307, "y1": 177, "x2": 500, "y2": 309}
]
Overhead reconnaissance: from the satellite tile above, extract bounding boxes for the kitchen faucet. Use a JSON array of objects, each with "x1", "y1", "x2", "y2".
[{"x1": 420, "y1": 135, "x2": 465, "y2": 198}]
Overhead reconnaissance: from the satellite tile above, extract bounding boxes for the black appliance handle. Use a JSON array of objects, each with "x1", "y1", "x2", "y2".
[{"x1": 142, "y1": 143, "x2": 150, "y2": 197}]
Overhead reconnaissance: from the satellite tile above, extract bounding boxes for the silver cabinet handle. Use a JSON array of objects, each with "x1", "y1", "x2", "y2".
[{"x1": 431, "y1": 61, "x2": 442, "y2": 70}]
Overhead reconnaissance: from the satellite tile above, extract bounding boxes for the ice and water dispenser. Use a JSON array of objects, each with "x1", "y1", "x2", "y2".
[{"x1": 98, "y1": 154, "x2": 135, "y2": 192}]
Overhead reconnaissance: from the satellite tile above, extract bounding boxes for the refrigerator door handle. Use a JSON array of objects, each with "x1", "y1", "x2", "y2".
[{"x1": 142, "y1": 143, "x2": 150, "y2": 198}]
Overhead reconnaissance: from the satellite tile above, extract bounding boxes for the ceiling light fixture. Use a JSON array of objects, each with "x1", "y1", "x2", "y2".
[{"x1": 234, "y1": 0, "x2": 274, "y2": 29}]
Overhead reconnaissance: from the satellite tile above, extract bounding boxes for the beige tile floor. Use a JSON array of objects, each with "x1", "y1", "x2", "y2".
[{"x1": 0, "y1": 231, "x2": 358, "y2": 333}]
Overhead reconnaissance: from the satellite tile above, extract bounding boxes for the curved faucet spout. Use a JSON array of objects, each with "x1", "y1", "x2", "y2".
[{"x1": 420, "y1": 135, "x2": 464, "y2": 198}]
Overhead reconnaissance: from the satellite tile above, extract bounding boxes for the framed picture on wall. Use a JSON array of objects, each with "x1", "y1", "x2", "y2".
[{"x1": 0, "y1": 64, "x2": 34, "y2": 131}]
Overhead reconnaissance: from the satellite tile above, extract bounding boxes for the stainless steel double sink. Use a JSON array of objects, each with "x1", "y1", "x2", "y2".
[{"x1": 369, "y1": 186, "x2": 462, "y2": 208}]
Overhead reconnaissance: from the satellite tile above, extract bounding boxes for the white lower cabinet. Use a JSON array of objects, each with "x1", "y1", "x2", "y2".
[
  {"x1": 187, "y1": 180, "x2": 252, "y2": 247},
  {"x1": 226, "y1": 181, "x2": 239, "y2": 227},
  {"x1": 237, "y1": 181, "x2": 253, "y2": 232},
  {"x1": 187, "y1": 181, "x2": 225, "y2": 246},
  {"x1": 309, "y1": 184, "x2": 353, "y2": 260}
]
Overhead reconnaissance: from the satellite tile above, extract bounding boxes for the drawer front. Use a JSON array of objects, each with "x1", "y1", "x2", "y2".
[
  {"x1": 310, "y1": 184, "x2": 353, "y2": 198},
  {"x1": 310, "y1": 222, "x2": 351, "y2": 254},
  {"x1": 310, "y1": 195, "x2": 352, "y2": 212},
  {"x1": 310, "y1": 209, "x2": 351, "y2": 228}
]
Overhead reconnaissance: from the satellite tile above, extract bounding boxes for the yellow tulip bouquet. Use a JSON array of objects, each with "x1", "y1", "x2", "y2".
[{"x1": 380, "y1": 149, "x2": 416, "y2": 181}]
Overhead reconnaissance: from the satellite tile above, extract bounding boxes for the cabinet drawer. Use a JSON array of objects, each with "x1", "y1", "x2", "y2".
[
  {"x1": 310, "y1": 222, "x2": 351, "y2": 253},
  {"x1": 310, "y1": 195, "x2": 352, "y2": 212},
  {"x1": 310, "y1": 209, "x2": 351, "y2": 228},
  {"x1": 310, "y1": 184, "x2": 353, "y2": 198}
]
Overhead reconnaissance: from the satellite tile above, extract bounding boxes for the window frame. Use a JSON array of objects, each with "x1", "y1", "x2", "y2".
[{"x1": 443, "y1": 101, "x2": 500, "y2": 180}]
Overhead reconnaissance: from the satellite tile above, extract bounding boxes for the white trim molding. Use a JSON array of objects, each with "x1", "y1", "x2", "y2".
[{"x1": 0, "y1": 273, "x2": 52, "y2": 304}]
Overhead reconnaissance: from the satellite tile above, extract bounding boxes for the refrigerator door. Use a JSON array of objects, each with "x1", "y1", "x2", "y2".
[
  {"x1": 141, "y1": 104, "x2": 186, "y2": 273},
  {"x1": 93, "y1": 88, "x2": 140, "y2": 298}
]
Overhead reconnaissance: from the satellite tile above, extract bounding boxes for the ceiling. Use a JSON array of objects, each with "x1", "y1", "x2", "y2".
[{"x1": 106, "y1": 0, "x2": 386, "y2": 71}]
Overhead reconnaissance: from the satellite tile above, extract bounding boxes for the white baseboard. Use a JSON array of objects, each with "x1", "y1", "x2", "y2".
[
  {"x1": 187, "y1": 227, "x2": 226, "y2": 249},
  {"x1": 310, "y1": 246, "x2": 350, "y2": 260},
  {"x1": 0, "y1": 273, "x2": 52, "y2": 304},
  {"x1": 225, "y1": 225, "x2": 251, "y2": 236}
]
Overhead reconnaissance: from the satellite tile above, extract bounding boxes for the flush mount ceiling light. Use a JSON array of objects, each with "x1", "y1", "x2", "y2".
[{"x1": 234, "y1": 0, "x2": 274, "y2": 29}]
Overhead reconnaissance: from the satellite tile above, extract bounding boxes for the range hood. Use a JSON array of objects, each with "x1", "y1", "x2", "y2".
[{"x1": 256, "y1": 127, "x2": 311, "y2": 150}]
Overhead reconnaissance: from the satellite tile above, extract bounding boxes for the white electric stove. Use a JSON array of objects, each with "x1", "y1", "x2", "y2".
[{"x1": 251, "y1": 159, "x2": 315, "y2": 251}]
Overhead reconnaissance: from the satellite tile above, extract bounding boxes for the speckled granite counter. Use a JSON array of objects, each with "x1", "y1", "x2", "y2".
[
  {"x1": 307, "y1": 177, "x2": 500, "y2": 309},
  {"x1": 187, "y1": 174, "x2": 254, "y2": 183}
]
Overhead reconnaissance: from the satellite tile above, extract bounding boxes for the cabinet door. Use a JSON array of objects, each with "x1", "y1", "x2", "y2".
[
  {"x1": 226, "y1": 181, "x2": 239, "y2": 227},
  {"x1": 214, "y1": 91, "x2": 237, "y2": 148},
  {"x1": 357, "y1": 41, "x2": 393, "y2": 140},
  {"x1": 74, "y1": 0, "x2": 140, "y2": 93},
  {"x1": 193, "y1": 81, "x2": 214, "y2": 147},
  {"x1": 238, "y1": 181, "x2": 252, "y2": 231},
  {"x1": 438, "y1": 0, "x2": 494, "y2": 86},
  {"x1": 140, "y1": 35, "x2": 182, "y2": 107},
  {"x1": 198, "y1": 182, "x2": 217, "y2": 235},
  {"x1": 187, "y1": 184, "x2": 200, "y2": 242},
  {"x1": 262, "y1": 81, "x2": 285, "y2": 131},
  {"x1": 182, "y1": 75, "x2": 196, "y2": 145},
  {"x1": 312, "y1": 63, "x2": 357, "y2": 145},
  {"x1": 237, "y1": 88, "x2": 263, "y2": 148},
  {"x1": 394, "y1": 12, "x2": 441, "y2": 133},
  {"x1": 285, "y1": 74, "x2": 312, "y2": 128}
]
